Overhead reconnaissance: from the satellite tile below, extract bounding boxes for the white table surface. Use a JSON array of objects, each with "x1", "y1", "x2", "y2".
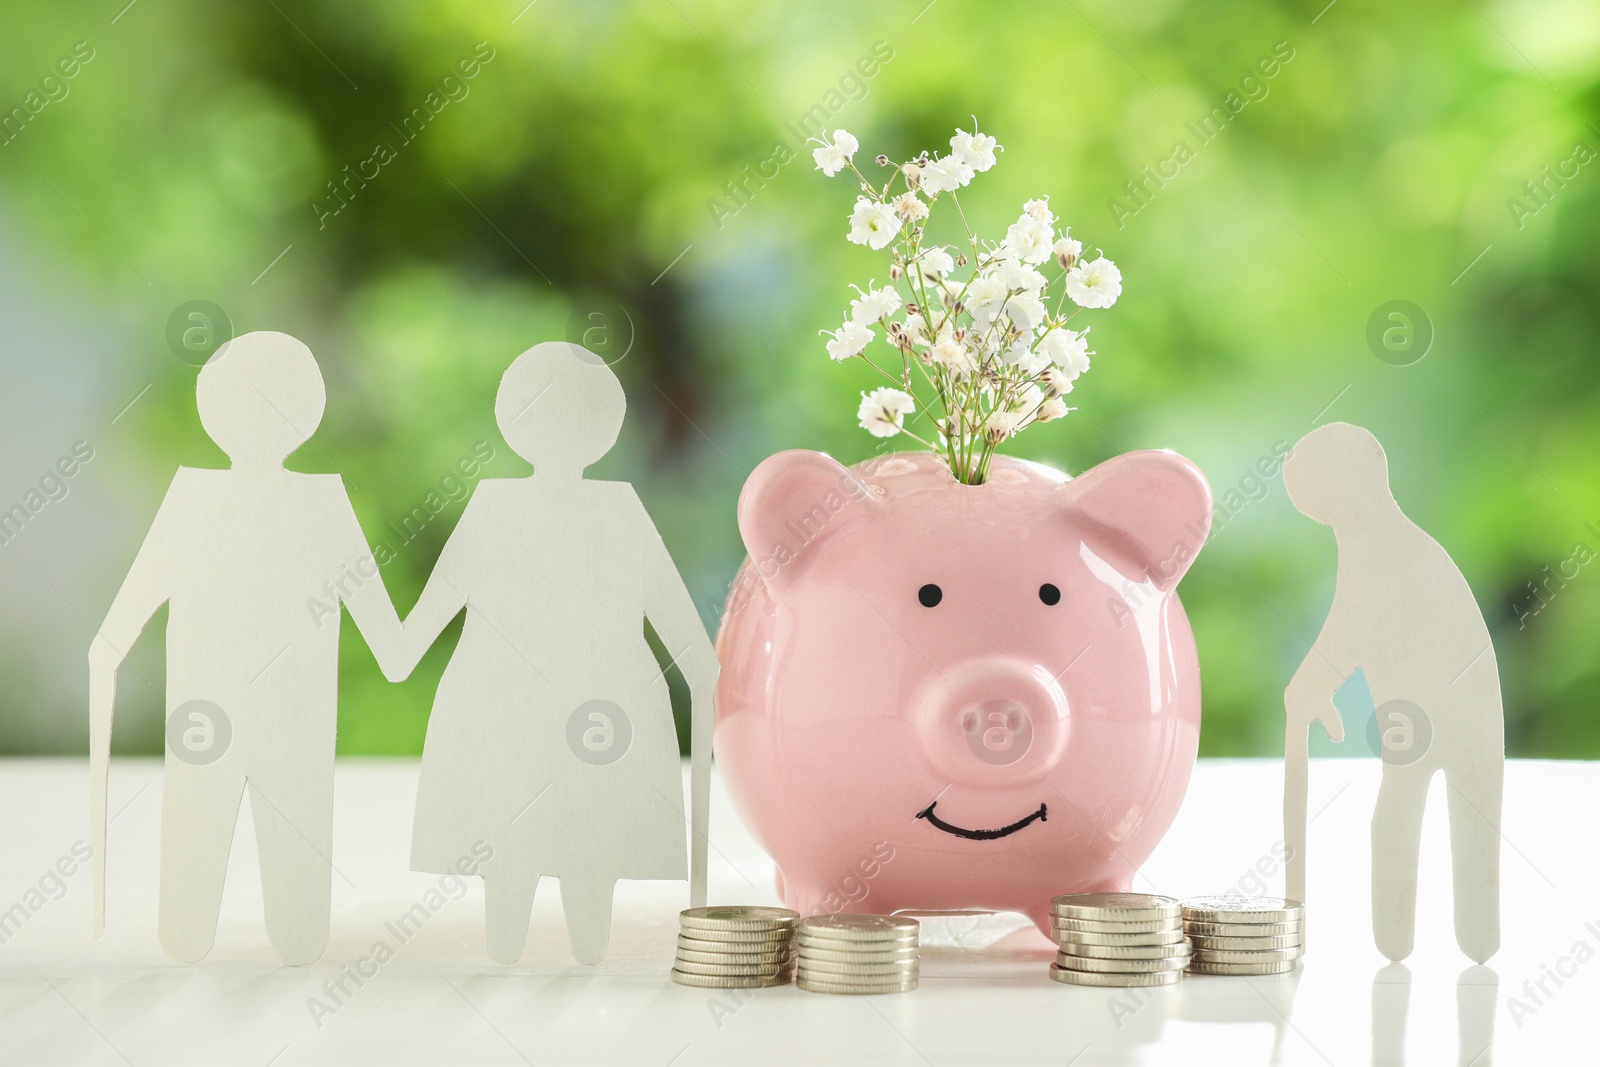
[{"x1": 0, "y1": 757, "x2": 1592, "y2": 1066}]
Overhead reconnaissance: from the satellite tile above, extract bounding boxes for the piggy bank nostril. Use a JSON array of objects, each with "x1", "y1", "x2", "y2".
[{"x1": 960, "y1": 699, "x2": 1033, "y2": 766}]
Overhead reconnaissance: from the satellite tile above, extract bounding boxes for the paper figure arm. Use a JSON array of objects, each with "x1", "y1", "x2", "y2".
[
  {"x1": 88, "y1": 472, "x2": 188, "y2": 938},
  {"x1": 390, "y1": 500, "x2": 474, "y2": 679},
  {"x1": 632, "y1": 491, "x2": 718, "y2": 908},
  {"x1": 1284, "y1": 600, "x2": 1360, "y2": 744},
  {"x1": 329, "y1": 488, "x2": 411, "y2": 682}
]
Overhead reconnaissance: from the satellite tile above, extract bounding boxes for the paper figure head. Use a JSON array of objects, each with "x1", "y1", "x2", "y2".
[
  {"x1": 1284, "y1": 421, "x2": 1390, "y2": 527},
  {"x1": 494, "y1": 341, "x2": 624, "y2": 475},
  {"x1": 197, "y1": 331, "x2": 326, "y2": 469}
]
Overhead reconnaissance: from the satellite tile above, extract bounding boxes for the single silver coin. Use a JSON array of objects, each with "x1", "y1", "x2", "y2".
[
  {"x1": 1182, "y1": 896, "x2": 1303, "y2": 924},
  {"x1": 798, "y1": 959, "x2": 919, "y2": 978},
  {"x1": 672, "y1": 959, "x2": 792, "y2": 977},
  {"x1": 1056, "y1": 940, "x2": 1193, "y2": 960},
  {"x1": 797, "y1": 928, "x2": 919, "y2": 943},
  {"x1": 1048, "y1": 964, "x2": 1181, "y2": 987},
  {"x1": 1049, "y1": 915, "x2": 1185, "y2": 934},
  {"x1": 1190, "y1": 946, "x2": 1303, "y2": 964},
  {"x1": 1054, "y1": 927, "x2": 1187, "y2": 947},
  {"x1": 676, "y1": 927, "x2": 794, "y2": 944},
  {"x1": 793, "y1": 940, "x2": 921, "y2": 959},
  {"x1": 1051, "y1": 893, "x2": 1182, "y2": 922},
  {"x1": 675, "y1": 948, "x2": 793, "y2": 966},
  {"x1": 1053, "y1": 953, "x2": 1188, "y2": 974},
  {"x1": 799, "y1": 914, "x2": 920, "y2": 940},
  {"x1": 1184, "y1": 919, "x2": 1301, "y2": 937},
  {"x1": 680, "y1": 906, "x2": 800, "y2": 932},
  {"x1": 1187, "y1": 959, "x2": 1301, "y2": 976},
  {"x1": 797, "y1": 975, "x2": 918, "y2": 995},
  {"x1": 671, "y1": 968, "x2": 792, "y2": 988},
  {"x1": 1186, "y1": 934, "x2": 1302, "y2": 952},
  {"x1": 798, "y1": 946, "x2": 919, "y2": 965}
]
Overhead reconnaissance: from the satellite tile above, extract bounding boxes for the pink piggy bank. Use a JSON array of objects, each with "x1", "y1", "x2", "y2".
[{"x1": 713, "y1": 449, "x2": 1213, "y2": 934}]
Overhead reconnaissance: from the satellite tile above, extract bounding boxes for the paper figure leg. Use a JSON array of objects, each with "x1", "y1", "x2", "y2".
[
  {"x1": 1371, "y1": 763, "x2": 1433, "y2": 962},
  {"x1": 561, "y1": 876, "x2": 616, "y2": 965},
  {"x1": 484, "y1": 861, "x2": 540, "y2": 965},
  {"x1": 1446, "y1": 763, "x2": 1502, "y2": 963},
  {"x1": 249, "y1": 777, "x2": 333, "y2": 966},
  {"x1": 159, "y1": 765, "x2": 247, "y2": 963}
]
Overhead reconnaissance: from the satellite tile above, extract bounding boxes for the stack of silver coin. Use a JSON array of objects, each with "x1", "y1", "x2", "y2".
[
  {"x1": 1049, "y1": 892, "x2": 1190, "y2": 988},
  {"x1": 795, "y1": 914, "x2": 920, "y2": 995},
  {"x1": 670, "y1": 906, "x2": 799, "y2": 988},
  {"x1": 1181, "y1": 896, "x2": 1304, "y2": 975}
]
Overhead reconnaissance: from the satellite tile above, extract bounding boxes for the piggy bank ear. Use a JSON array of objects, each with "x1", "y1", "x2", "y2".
[
  {"x1": 1064, "y1": 449, "x2": 1213, "y2": 591},
  {"x1": 738, "y1": 450, "x2": 883, "y2": 593}
]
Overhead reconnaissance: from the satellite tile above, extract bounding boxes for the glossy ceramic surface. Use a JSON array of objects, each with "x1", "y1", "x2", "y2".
[{"x1": 713, "y1": 449, "x2": 1214, "y2": 933}]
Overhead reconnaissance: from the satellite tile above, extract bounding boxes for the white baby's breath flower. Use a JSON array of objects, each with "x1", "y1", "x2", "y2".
[
  {"x1": 1064, "y1": 256, "x2": 1123, "y2": 308},
  {"x1": 917, "y1": 247, "x2": 955, "y2": 277},
  {"x1": 1036, "y1": 395, "x2": 1069, "y2": 421},
  {"x1": 1022, "y1": 198, "x2": 1054, "y2": 224},
  {"x1": 850, "y1": 284, "x2": 903, "y2": 324},
  {"x1": 1013, "y1": 383, "x2": 1045, "y2": 415},
  {"x1": 920, "y1": 155, "x2": 974, "y2": 195},
  {"x1": 1007, "y1": 340, "x2": 1051, "y2": 376},
  {"x1": 1004, "y1": 292, "x2": 1047, "y2": 332},
  {"x1": 848, "y1": 197, "x2": 902, "y2": 249},
  {"x1": 824, "y1": 318, "x2": 873, "y2": 361},
  {"x1": 966, "y1": 273, "x2": 1009, "y2": 323},
  {"x1": 996, "y1": 258, "x2": 1047, "y2": 293},
  {"x1": 812, "y1": 130, "x2": 858, "y2": 176},
  {"x1": 1040, "y1": 365, "x2": 1075, "y2": 396},
  {"x1": 949, "y1": 128, "x2": 999, "y2": 172},
  {"x1": 1053, "y1": 234, "x2": 1083, "y2": 269},
  {"x1": 984, "y1": 408, "x2": 1024, "y2": 443},
  {"x1": 927, "y1": 327, "x2": 976, "y2": 376},
  {"x1": 901, "y1": 311, "x2": 929, "y2": 346},
  {"x1": 1003, "y1": 213, "x2": 1054, "y2": 265},
  {"x1": 857, "y1": 387, "x2": 915, "y2": 438},
  {"x1": 1041, "y1": 327, "x2": 1092, "y2": 376},
  {"x1": 892, "y1": 191, "x2": 929, "y2": 221}
]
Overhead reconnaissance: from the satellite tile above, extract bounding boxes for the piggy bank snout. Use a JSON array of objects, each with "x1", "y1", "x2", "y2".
[{"x1": 915, "y1": 658, "x2": 1069, "y2": 784}]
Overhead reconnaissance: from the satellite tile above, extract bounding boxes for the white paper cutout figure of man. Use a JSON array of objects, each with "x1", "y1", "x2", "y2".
[
  {"x1": 393, "y1": 341, "x2": 716, "y2": 965},
  {"x1": 1282, "y1": 422, "x2": 1503, "y2": 963},
  {"x1": 89, "y1": 331, "x2": 409, "y2": 964}
]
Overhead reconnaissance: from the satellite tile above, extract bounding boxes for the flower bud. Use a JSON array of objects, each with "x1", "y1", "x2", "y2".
[
  {"x1": 1056, "y1": 249, "x2": 1077, "y2": 270},
  {"x1": 889, "y1": 263, "x2": 904, "y2": 282},
  {"x1": 901, "y1": 162, "x2": 921, "y2": 189},
  {"x1": 956, "y1": 253, "x2": 968, "y2": 267},
  {"x1": 875, "y1": 154, "x2": 890, "y2": 167}
]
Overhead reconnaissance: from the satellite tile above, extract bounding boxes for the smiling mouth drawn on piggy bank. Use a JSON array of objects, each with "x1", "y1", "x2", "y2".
[{"x1": 914, "y1": 800, "x2": 1048, "y2": 841}]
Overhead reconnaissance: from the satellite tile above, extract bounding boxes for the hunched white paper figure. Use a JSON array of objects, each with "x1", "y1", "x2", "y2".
[
  {"x1": 391, "y1": 340, "x2": 717, "y2": 965},
  {"x1": 89, "y1": 331, "x2": 410, "y2": 964},
  {"x1": 1282, "y1": 422, "x2": 1504, "y2": 963}
]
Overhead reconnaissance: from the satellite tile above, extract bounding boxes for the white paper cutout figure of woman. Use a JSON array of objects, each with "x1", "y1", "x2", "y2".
[
  {"x1": 1282, "y1": 422, "x2": 1503, "y2": 963},
  {"x1": 90, "y1": 332, "x2": 409, "y2": 964},
  {"x1": 394, "y1": 341, "x2": 716, "y2": 965}
]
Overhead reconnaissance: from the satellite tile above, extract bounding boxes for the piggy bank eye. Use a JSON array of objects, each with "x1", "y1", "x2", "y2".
[
  {"x1": 1039, "y1": 583, "x2": 1061, "y2": 606},
  {"x1": 918, "y1": 583, "x2": 943, "y2": 608}
]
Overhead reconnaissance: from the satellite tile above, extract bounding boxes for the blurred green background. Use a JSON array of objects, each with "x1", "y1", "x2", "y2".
[{"x1": 0, "y1": 0, "x2": 1595, "y2": 759}]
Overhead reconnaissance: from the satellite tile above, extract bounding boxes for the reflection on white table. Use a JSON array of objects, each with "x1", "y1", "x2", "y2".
[{"x1": 0, "y1": 758, "x2": 1591, "y2": 1065}]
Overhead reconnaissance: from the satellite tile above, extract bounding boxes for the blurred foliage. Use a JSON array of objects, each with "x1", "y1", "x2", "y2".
[{"x1": 1, "y1": 0, "x2": 1597, "y2": 757}]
